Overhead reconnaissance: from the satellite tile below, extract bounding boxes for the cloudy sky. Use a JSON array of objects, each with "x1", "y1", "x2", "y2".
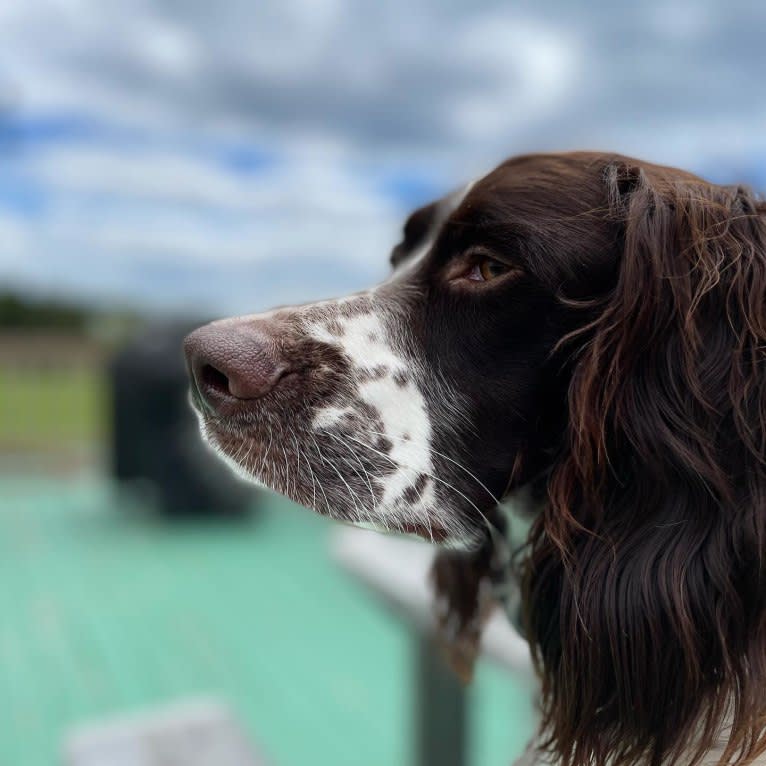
[{"x1": 1, "y1": 0, "x2": 765, "y2": 316}]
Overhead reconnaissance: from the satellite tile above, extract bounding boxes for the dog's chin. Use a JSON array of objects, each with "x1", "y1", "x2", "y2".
[
  {"x1": 350, "y1": 519, "x2": 450, "y2": 544},
  {"x1": 199, "y1": 420, "x2": 476, "y2": 547}
]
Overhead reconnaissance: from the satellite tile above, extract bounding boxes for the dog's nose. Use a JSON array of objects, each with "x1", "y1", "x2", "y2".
[{"x1": 183, "y1": 320, "x2": 291, "y2": 412}]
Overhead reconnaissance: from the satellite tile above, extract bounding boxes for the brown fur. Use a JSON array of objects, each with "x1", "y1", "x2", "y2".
[{"x1": 520, "y1": 157, "x2": 766, "y2": 766}]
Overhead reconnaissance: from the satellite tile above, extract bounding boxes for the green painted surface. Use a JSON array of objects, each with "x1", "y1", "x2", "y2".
[{"x1": 0, "y1": 477, "x2": 536, "y2": 765}]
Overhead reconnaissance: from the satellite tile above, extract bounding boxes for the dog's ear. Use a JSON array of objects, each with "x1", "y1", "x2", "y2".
[
  {"x1": 390, "y1": 200, "x2": 441, "y2": 269},
  {"x1": 578, "y1": 163, "x2": 766, "y2": 494},
  {"x1": 390, "y1": 185, "x2": 470, "y2": 269},
  {"x1": 523, "y1": 165, "x2": 766, "y2": 766}
]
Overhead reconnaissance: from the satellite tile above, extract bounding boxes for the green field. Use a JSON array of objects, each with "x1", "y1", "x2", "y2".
[{"x1": 0, "y1": 367, "x2": 107, "y2": 452}]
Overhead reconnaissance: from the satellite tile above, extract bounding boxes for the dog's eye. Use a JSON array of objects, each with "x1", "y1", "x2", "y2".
[{"x1": 467, "y1": 257, "x2": 514, "y2": 282}]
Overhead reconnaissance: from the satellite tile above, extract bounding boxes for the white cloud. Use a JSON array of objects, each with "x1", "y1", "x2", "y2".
[
  {"x1": 450, "y1": 15, "x2": 581, "y2": 142},
  {"x1": 15, "y1": 144, "x2": 388, "y2": 217},
  {"x1": 0, "y1": 141, "x2": 401, "y2": 311},
  {"x1": 1, "y1": 0, "x2": 765, "y2": 312},
  {"x1": 0, "y1": 215, "x2": 32, "y2": 269}
]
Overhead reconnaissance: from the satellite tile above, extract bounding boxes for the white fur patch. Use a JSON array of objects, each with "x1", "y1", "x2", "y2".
[
  {"x1": 308, "y1": 308, "x2": 436, "y2": 521},
  {"x1": 300, "y1": 181, "x2": 479, "y2": 533}
]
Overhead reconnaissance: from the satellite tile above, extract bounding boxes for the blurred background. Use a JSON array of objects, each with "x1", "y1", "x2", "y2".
[{"x1": 1, "y1": 1, "x2": 764, "y2": 764}]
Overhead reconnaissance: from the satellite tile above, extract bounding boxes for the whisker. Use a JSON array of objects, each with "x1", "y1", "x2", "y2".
[
  {"x1": 363, "y1": 427, "x2": 502, "y2": 506},
  {"x1": 310, "y1": 434, "x2": 368, "y2": 525},
  {"x1": 324, "y1": 431, "x2": 380, "y2": 518},
  {"x1": 339, "y1": 430, "x2": 500, "y2": 548},
  {"x1": 292, "y1": 434, "x2": 318, "y2": 512},
  {"x1": 325, "y1": 429, "x2": 437, "y2": 543},
  {"x1": 308, "y1": 443, "x2": 333, "y2": 516}
]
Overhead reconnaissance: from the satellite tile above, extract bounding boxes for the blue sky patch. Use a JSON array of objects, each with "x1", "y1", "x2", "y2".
[{"x1": 375, "y1": 169, "x2": 447, "y2": 210}]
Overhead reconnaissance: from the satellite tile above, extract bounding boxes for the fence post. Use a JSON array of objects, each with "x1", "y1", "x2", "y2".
[{"x1": 416, "y1": 633, "x2": 467, "y2": 766}]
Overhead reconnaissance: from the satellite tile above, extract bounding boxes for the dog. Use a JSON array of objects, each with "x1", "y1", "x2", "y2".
[{"x1": 184, "y1": 151, "x2": 766, "y2": 766}]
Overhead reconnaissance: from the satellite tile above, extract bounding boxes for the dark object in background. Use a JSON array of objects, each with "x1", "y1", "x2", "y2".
[{"x1": 110, "y1": 322, "x2": 255, "y2": 516}]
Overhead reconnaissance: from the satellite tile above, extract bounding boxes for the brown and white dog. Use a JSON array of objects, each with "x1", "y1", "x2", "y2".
[{"x1": 184, "y1": 152, "x2": 766, "y2": 766}]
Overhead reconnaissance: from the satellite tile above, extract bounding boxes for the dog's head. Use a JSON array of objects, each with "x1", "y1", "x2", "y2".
[
  {"x1": 185, "y1": 151, "x2": 766, "y2": 766},
  {"x1": 184, "y1": 153, "x2": 624, "y2": 546}
]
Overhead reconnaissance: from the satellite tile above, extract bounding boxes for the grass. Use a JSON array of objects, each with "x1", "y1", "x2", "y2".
[
  {"x1": 0, "y1": 367, "x2": 107, "y2": 452},
  {"x1": 0, "y1": 477, "x2": 538, "y2": 766}
]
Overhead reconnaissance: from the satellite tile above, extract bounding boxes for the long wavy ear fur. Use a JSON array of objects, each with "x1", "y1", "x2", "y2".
[{"x1": 521, "y1": 163, "x2": 766, "y2": 766}]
